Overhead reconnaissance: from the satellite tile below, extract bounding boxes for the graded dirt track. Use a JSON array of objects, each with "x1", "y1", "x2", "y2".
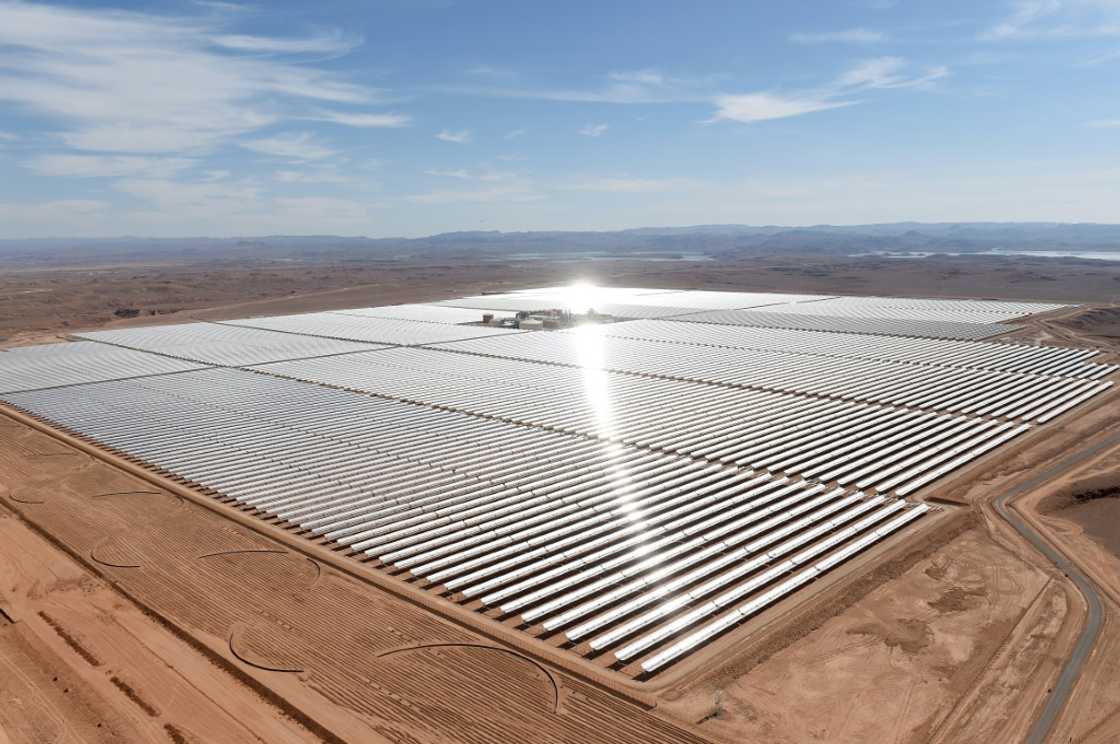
[
  {"x1": 0, "y1": 506, "x2": 323, "y2": 744},
  {"x1": 991, "y1": 433, "x2": 1120, "y2": 743},
  {"x1": 1009, "y1": 448, "x2": 1120, "y2": 744}
]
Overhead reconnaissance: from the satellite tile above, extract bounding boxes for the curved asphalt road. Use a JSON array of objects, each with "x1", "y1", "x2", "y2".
[{"x1": 992, "y1": 429, "x2": 1120, "y2": 744}]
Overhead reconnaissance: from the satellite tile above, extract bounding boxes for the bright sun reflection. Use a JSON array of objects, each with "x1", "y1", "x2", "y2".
[
  {"x1": 570, "y1": 320, "x2": 645, "y2": 526},
  {"x1": 558, "y1": 281, "x2": 600, "y2": 315}
]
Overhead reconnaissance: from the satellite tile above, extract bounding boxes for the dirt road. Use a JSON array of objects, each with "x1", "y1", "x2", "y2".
[{"x1": 991, "y1": 432, "x2": 1120, "y2": 742}]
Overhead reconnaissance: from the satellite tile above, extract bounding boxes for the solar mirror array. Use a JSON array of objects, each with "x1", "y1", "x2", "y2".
[{"x1": 1, "y1": 289, "x2": 1113, "y2": 678}]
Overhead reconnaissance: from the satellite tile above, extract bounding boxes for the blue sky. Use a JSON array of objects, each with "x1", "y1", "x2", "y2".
[{"x1": 0, "y1": 0, "x2": 1118, "y2": 237}]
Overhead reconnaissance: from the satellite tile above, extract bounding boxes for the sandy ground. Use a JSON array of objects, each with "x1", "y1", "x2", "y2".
[
  {"x1": 1013, "y1": 450, "x2": 1120, "y2": 744},
  {"x1": 0, "y1": 509, "x2": 322, "y2": 744},
  {"x1": 0, "y1": 418, "x2": 713, "y2": 744},
  {"x1": 2, "y1": 369, "x2": 1114, "y2": 744},
  {"x1": 1058, "y1": 498, "x2": 1120, "y2": 555},
  {"x1": 656, "y1": 525, "x2": 1070, "y2": 744},
  {"x1": 1, "y1": 260, "x2": 1118, "y2": 742},
  {"x1": 650, "y1": 301, "x2": 1120, "y2": 742}
]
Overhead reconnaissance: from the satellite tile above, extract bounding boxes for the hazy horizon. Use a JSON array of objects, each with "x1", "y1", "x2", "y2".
[{"x1": 5, "y1": 221, "x2": 1120, "y2": 247}]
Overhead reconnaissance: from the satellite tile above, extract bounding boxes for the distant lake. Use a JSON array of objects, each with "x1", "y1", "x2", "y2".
[
  {"x1": 853, "y1": 250, "x2": 1120, "y2": 262},
  {"x1": 508, "y1": 251, "x2": 714, "y2": 262}
]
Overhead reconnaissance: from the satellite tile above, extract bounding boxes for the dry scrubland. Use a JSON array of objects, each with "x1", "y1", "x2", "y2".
[
  {"x1": 4, "y1": 250, "x2": 1120, "y2": 345},
  {"x1": 1, "y1": 250, "x2": 1119, "y2": 743}
]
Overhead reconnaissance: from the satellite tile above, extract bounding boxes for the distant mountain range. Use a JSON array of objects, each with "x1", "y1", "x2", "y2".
[{"x1": 4, "y1": 222, "x2": 1120, "y2": 264}]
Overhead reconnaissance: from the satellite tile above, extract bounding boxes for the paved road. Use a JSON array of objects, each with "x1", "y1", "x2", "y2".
[{"x1": 992, "y1": 429, "x2": 1120, "y2": 744}]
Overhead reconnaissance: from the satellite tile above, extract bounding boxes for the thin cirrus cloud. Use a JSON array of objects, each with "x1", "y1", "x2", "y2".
[
  {"x1": 837, "y1": 56, "x2": 948, "y2": 88},
  {"x1": 310, "y1": 110, "x2": 412, "y2": 128},
  {"x1": 442, "y1": 69, "x2": 714, "y2": 104},
  {"x1": 26, "y1": 154, "x2": 196, "y2": 178},
  {"x1": 981, "y1": 0, "x2": 1120, "y2": 40},
  {"x1": 0, "y1": 0, "x2": 402, "y2": 156},
  {"x1": 424, "y1": 168, "x2": 518, "y2": 182},
  {"x1": 209, "y1": 30, "x2": 362, "y2": 55},
  {"x1": 710, "y1": 56, "x2": 948, "y2": 124},
  {"x1": 406, "y1": 185, "x2": 540, "y2": 204},
  {"x1": 789, "y1": 28, "x2": 887, "y2": 44},
  {"x1": 274, "y1": 169, "x2": 353, "y2": 184},
  {"x1": 436, "y1": 129, "x2": 471, "y2": 143},
  {"x1": 608, "y1": 69, "x2": 665, "y2": 85},
  {"x1": 710, "y1": 93, "x2": 857, "y2": 124},
  {"x1": 408, "y1": 169, "x2": 537, "y2": 203},
  {"x1": 567, "y1": 177, "x2": 685, "y2": 193},
  {"x1": 194, "y1": 1, "x2": 249, "y2": 13},
  {"x1": 241, "y1": 132, "x2": 338, "y2": 161},
  {"x1": 464, "y1": 64, "x2": 519, "y2": 80},
  {"x1": 425, "y1": 168, "x2": 472, "y2": 179},
  {"x1": 446, "y1": 60, "x2": 940, "y2": 128}
]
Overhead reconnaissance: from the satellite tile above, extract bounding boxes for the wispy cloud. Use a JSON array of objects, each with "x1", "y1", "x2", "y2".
[
  {"x1": 710, "y1": 94, "x2": 856, "y2": 123},
  {"x1": 424, "y1": 168, "x2": 522, "y2": 182},
  {"x1": 1087, "y1": 118, "x2": 1120, "y2": 127},
  {"x1": 436, "y1": 129, "x2": 471, "y2": 143},
  {"x1": 505, "y1": 128, "x2": 527, "y2": 139},
  {"x1": 983, "y1": 0, "x2": 1065, "y2": 39},
  {"x1": 0, "y1": 1, "x2": 391, "y2": 154},
  {"x1": 441, "y1": 69, "x2": 715, "y2": 104},
  {"x1": 26, "y1": 154, "x2": 196, "y2": 178},
  {"x1": 711, "y1": 57, "x2": 948, "y2": 124},
  {"x1": 608, "y1": 69, "x2": 665, "y2": 86},
  {"x1": 982, "y1": 0, "x2": 1120, "y2": 40},
  {"x1": 310, "y1": 110, "x2": 411, "y2": 128},
  {"x1": 194, "y1": 1, "x2": 249, "y2": 13},
  {"x1": 447, "y1": 60, "x2": 941, "y2": 128},
  {"x1": 465, "y1": 64, "x2": 518, "y2": 80},
  {"x1": 425, "y1": 168, "x2": 472, "y2": 179},
  {"x1": 210, "y1": 29, "x2": 361, "y2": 55},
  {"x1": 407, "y1": 169, "x2": 537, "y2": 203},
  {"x1": 789, "y1": 28, "x2": 887, "y2": 44},
  {"x1": 406, "y1": 185, "x2": 540, "y2": 204},
  {"x1": 566, "y1": 177, "x2": 686, "y2": 193},
  {"x1": 837, "y1": 56, "x2": 948, "y2": 88},
  {"x1": 274, "y1": 168, "x2": 353, "y2": 184},
  {"x1": 241, "y1": 132, "x2": 337, "y2": 160}
]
